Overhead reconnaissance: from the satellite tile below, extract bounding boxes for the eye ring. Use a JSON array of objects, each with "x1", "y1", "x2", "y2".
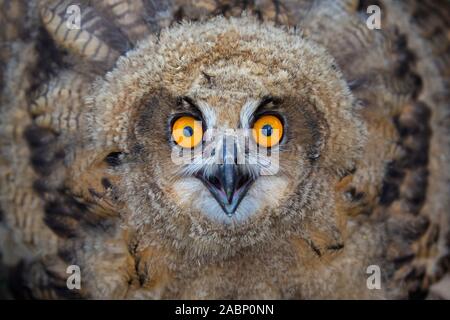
[
  {"x1": 252, "y1": 114, "x2": 283, "y2": 148},
  {"x1": 171, "y1": 116, "x2": 203, "y2": 149}
]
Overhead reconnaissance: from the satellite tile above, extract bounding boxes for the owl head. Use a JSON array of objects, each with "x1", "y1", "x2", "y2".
[{"x1": 84, "y1": 16, "x2": 365, "y2": 259}]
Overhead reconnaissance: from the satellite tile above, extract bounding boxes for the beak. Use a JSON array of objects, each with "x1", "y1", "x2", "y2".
[{"x1": 196, "y1": 138, "x2": 254, "y2": 216}]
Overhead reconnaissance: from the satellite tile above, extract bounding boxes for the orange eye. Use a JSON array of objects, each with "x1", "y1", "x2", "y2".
[
  {"x1": 171, "y1": 116, "x2": 203, "y2": 149},
  {"x1": 252, "y1": 115, "x2": 283, "y2": 148}
]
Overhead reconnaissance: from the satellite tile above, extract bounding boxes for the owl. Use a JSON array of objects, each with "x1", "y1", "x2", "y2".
[{"x1": 0, "y1": 0, "x2": 449, "y2": 299}]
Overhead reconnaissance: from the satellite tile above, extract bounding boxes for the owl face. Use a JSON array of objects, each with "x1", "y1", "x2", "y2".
[
  {"x1": 165, "y1": 92, "x2": 302, "y2": 224},
  {"x1": 87, "y1": 17, "x2": 365, "y2": 250}
]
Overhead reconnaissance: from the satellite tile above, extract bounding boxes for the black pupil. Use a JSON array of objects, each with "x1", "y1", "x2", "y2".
[
  {"x1": 262, "y1": 124, "x2": 273, "y2": 137},
  {"x1": 183, "y1": 126, "x2": 194, "y2": 137}
]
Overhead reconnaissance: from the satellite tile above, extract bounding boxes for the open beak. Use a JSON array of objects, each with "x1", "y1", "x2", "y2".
[
  {"x1": 197, "y1": 164, "x2": 254, "y2": 216},
  {"x1": 196, "y1": 137, "x2": 254, "y2": 216}
]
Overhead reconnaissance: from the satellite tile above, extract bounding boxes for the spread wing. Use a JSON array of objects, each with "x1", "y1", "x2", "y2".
[
  {"x1": 272, "y1": 0, "x2": 450, "y2": 299},
  {"x1": 294, "y1": 0, "x2": 450, "y2": 299},
  {"x1": 0, "y1": 0, "x2": 449, "y2": 299},
  {"x1": 0, "y1": 0, "x2": 176, "y2": 299}
]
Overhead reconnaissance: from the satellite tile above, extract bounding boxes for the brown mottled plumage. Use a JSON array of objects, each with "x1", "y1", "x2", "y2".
[{"x1": 0, "y1": 0, "x2": 449, "y2": 299}]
